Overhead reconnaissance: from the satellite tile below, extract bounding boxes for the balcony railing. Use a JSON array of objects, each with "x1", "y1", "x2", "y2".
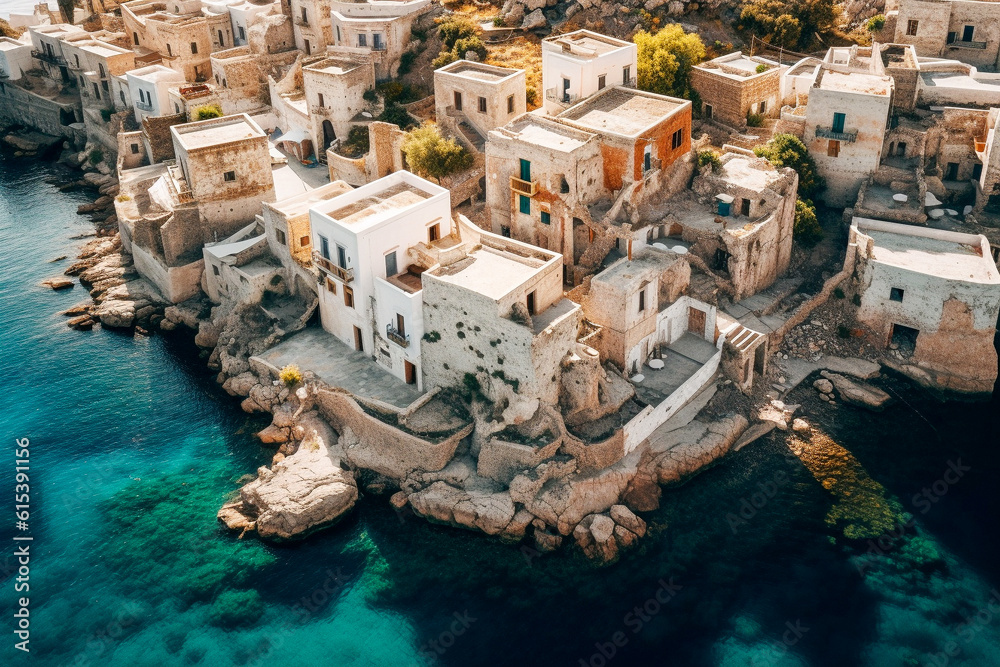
[
  {"x1": 386, "y1": 323, "x2": 409, "y2": 348},
  {"x1": 32, "y1": 49, "x2": 66, "y2": 66},
  {"x1": 313, "y1": 252, "x2": 354, "y2": 282},
  {"x1": 510, "y1": 175, "x2": 538, "y2": 197},
  {"x1": 949, "y1": 39, "x2": 987, "y2": 50},
  {"x1": 816, "y1": 126, "x2": 858, "y2": 143},
  {"x1": 544, "y1": 87, "x2": 579, "y2": 106},
  {"x1": 135, "y1": 100, "x2": 153, "y2": 112}
]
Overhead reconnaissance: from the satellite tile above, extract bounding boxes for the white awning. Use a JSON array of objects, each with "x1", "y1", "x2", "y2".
[{"x1": 276, "y1": 127, "x2": 311, "y2": 144}]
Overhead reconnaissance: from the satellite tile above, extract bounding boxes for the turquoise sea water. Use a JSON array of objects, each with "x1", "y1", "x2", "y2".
[{"x1": 2, "y1": 155, "x2": 1000, "y2": 667}]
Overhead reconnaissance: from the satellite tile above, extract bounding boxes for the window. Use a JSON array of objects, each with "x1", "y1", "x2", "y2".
[
  {"x1": 671, "y1": 128, "x2": 684, "y2": 149},
  {"x1": 948, "y1": 32, "x2": 957, "y2": 44},
  {"x1": 638, "y1": 289, "x2": 645, "y2": 313},
  {"x1": 945, "y1": 162, "x2": 959, "y2": 180},
  {"x1": 832, "y1": 112, "x2": 846, "y2": 133},
  {"x1": 643, "y1": 144, "x2": 652, "y2": 172},
  {"x1": 336, "y1": 244, "x2": 347, "y2": 269},
  {"x1": 526, "y1": 290, "x2": 536, "y2": 315},
  {"x1": 133, "y1": 31, "x2": 139, "y2": 45},
  {"x1": 758, "y1": 101, "x2": 766, "y2": 114},
  {"x1": 301, "y1": 7, "x2": 307, "y2": 22},
  {"x1": 130, "y1": 143, "x2": 139, "y2": 154},
  {"x1": 704, "y1": 103, "x2": 713, "y2": 119},
  {"x1": 190, "y1": 42, "x2": 198, "y2": 54},
  {"x1": 507, "y1": 94, "x2": 514, "y2": 114},
  {"x1": 454, "y1": 91, "x2": 462, "y2": 111},
  {"x1": 92, "y1": 83, "x2": 100, "y2": 100},
  {"x1": 963, "y1": 25, "x2": 974, "y2": 42},
  {"x1": 101, "y1": 80, "x2": 109, "y2": 94},
  {"x1": 275, "y1": 229, "x2": 286, "y2": 245},
  {"x1": 519, "y1": 158, "x2": 530, "y2": 181},
  {"x1": 623, "y1": 65, "x2": 630, "y2": 85},
  {"x1": 973, "y1": 163, "x2": 983, "y2": 179},
  {"x1": 384, "y1": 250, "x2": 397, "y2": 277},
  {"x1": 238, "y1": 26, "x2": 246, "y2": 41},
  {"x1": 304, "y1": 39, "x2": 310, "y2": 55},
  {"x1": 325, "y1": 277, "x2": 337, "y2": 294},
  {"x1": 223, "y1": 171, "x2": 236, "y2": 182},
  {"x1": 560, "y1": 177, "x2": 569, "y2": 194},
  {"x1": 344, "y1": 287, "x2": 355, "y2": 309},
  {"x1": 598, "y1": 74, "x2": 606, "y2": 90},
  {"x1": 318, "y1": 93, "x2": 325, "y2": 107},
  {"x1": 373, "y1": 33, "x2": 382, "y2": 50},
  {"x1": 358, "y1": 34, "x2": 367, "y2": 48},
  {"x1": 562, "y1": 77, "x2": 570, "y2": 102},
  {"x1": 428, "y1": 223, "x2": 440, "y2": 243},
  {"x1": 478, "y1": 96, "x2": 486, "y2": 113},
  {"x1": 906, "y1": 20, "x2": 918, "y2": 36},
  {"x1": 300, "y1": 235, "x2": 310, "y2": 247},
  {"x1": 336, "y1": 26, "x2": 340, "y2": 42},
  {"x1": 319, "y1": 235, "x2": 330, "y2": 260},
  {"x1": 889, "y1": 287, "x2": 904, "y2": 302},
  {"x1": 218, "y1": 30, "x2": 224, "y2": 47},
  {"x1": 827, "y1": 140, "x2": 840, "y2": 157},
  {"x1": 174, "y1": 103, "x2": 180, "y2": 113},
  {"x1": 396, "y1": 313, "x2": 406, "y2": 337},
  {"x1": 540, "y1": 210, "x2": 550, "y2": 225},
  {"x1": 167, "y1": 44, "x2": 172, "y2": 56},
  {"x1": 500, "y1": 225, "x2": 511, "y2": 238},
  {"x1": 212, "y1": 264, "x2": 220, "y2": 276},
  {"x1": 519, "y1": 194, "x2": 530, "y2": 215}
]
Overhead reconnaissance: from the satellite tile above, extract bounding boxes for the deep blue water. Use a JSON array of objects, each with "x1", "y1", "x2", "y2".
[{"x1": 2, "y1": 155, "x2": 1000, "y2": 667}]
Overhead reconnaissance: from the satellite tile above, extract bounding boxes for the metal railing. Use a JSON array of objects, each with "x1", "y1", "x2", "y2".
[
  {"x1": 32, "y1": 49, "x2": 66, "y2": 66},
  {"x1": 510, "y1": 175, "x2": 537, "y2": 196},
  {"x1": 544, "y1": 87, "x2": 579, "y2": 105},
  {"x1": 135, "y1": 100, "x2": 153, "y2": 112},
  {"x1": 386, "y1": 323, "x2": 409, "y2": 347},
  {"x1": 949, "y1": 39, "x2": 987, "y2": 50},
  {"x1": 816, "y1": 126, "x2": 858, "y2": 143},
  {"x1": 313, "y1": 252, "x2": 354, "y2": 282}
]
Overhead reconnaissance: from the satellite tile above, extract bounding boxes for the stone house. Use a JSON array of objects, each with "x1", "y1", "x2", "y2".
[
  {"x1": 849, "y1": 217, "x2": 1000, "y2": 393},
  {"x1": 310, "y1": 170, "x2": 452, "y2": 389},
  {"x1": 886, "y1": 0, "x2": 1000, "y2": 72},
  {"x1": 690, "y1": 51, "x2": 782, "y2": 129},
  {"x1": 329, "y1": 0, "x2": 430, "y2": 80},
  {"x1": 121, "y1": 0, "x2": 235, "y2": 82},
  {"x1": 260, "y1": 179, "x2": 355, "y2": 299},
  {"x1": 974, "y1": 106, "x2": 1000, "y2": 218},
  {"x1": 434, "y1": 60, "x2": 526, "y2": 149},
  {"x1": 289, "y1": 0, "x2": 332, "y2": 56},
  {"x1": 541, "y1": 29, "x2": 637, "y2": 115},
  {"x1": 211, "y1": 0, "x2": 280, "y2": 46},
  {"x1": 804, "y1": 66, "x2": 894, "y2": 206},
  {"x1": 0, "y1": 37, "x2": 35, "y2": 82},
  {"x1": 125, "y1": 64, "x2": 185, "y2": 122},
  {"x1": 303, "y1": 54, "x2": 376, "y2": 153},
  {"x1": 116, "y1": 113, "x2": 276, "y2": 302},
  {"x1": 60, "y1": 37, "x2": 136, "y2": 112},
  {"x1": 421, "y1": 217, "x2": 582, "y2": 406},
  {"x1": 485, "y1": 86, "x2": 692, "y2": 283}
]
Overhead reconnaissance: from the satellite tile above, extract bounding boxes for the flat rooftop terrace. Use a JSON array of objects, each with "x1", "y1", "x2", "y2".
[
  {"x1": 920, "y1": 71, "x2": 1000, "y2": 95},
  {"x1": 545, "y1": 31, "x2": 631, "y2": 57},
  {"x1": 270, "y1": 180, "x2": 354, "y2": 217},
  {"x1": 559, "y1": 88, "x2": 685, "y2": 136},
  {"x1": 716, "y1": 156, "x2": 780, "y2": 192},
  {"x1": 506, "y1": 116, "x2": 592, "y2": 152},
  {"x1": 439, "y1": 61, "x2": 519, "y2": 81},
  {"x1": 305, "y1": 57, "x2": 366, "y2": 75},
  {"x1": 864, "y1": 229, "x2": 997, "y2": 282},
  {"x1": 428, "y1": 246, "x2": 546, "y2": 300},
  {"x1": 817, "y1": 69, "x2": 892, "y2": 96},
  {"x1": 325, "y1": 182, "x2": 430, "y2": 225},
  {"x1": 174, "y1": 116, "x2": 265, "y2": 151},
  {"x1": 633, "y1": 333, "x2": 718, "y2": 406}
]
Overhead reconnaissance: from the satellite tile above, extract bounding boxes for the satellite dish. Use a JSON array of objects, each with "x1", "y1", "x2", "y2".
[
  {"x1": 361, "y1": 111, "x2": 373, "y2": 118},
  {"x1": 652, "y1": 242, "x2": 668, "y2": 250},
  {"x1": 671, "y1": 245, "x2": 688, "y2": 255}
]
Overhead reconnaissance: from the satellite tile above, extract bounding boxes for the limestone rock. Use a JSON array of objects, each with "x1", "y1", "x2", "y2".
[
  {"x1": 791, "y1": 418, "x2": 810, "y2": 432},
  {"x1": 610, "y1": 504, "x2": 646, "y2": 537},
  {"x1": 522, "y1": 8, "x2": 547, "y2": 29},
  {"x1": 408, "y1": 482, "x2": 517, "y2": 536},
  {"x1": 589, "y1": 514, "x2": 615, "y2": 542},
  {"x1": 533, "y1": 528, "x2": 563, "y2": 552},
  {"x1": 257, "y1": 424, "x2": 290, "y2": 445},
  {"x1": 95, "y1": 299, "x2": 135, "y2": 328},
  {"x1": 238, "y1": 427, "x2": 357, "y2": 540},
  {"x1": 42, "y1": 277, "x2": 74, "y2": 290},
  {"x1": 813, "y1": 378, "x2": 834, "y2": 394},
  {"x1": 194, "y1": 320, "x2": 221, "y2": 348},
  {"x1": 820, "y1": 371, "x2": 890, "y2": 410}
]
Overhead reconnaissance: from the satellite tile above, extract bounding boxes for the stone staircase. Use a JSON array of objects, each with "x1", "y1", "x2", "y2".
[{"x1": 457, "y1": 119, "x2": 485, "y2": 152}]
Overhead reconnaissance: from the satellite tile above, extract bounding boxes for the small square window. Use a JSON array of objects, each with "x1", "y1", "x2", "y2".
[
  {"x1": 500, "y1": 225, "x2": 511, "y2": 238},
  {"x1": 827, "y1": 140, "x2": 840, "y2": 157},
  {"x1": 638, "y1": 289, "x2": 645, "y2": 313},
  {"x1": 224, "y1": 171, "x2": 236, "y2": 182},
  {"x1": 190, "y1": 42, "x2": 198, "y2": 54},
  {"x1": 300, "y1": 235, "x2": 309, "y2": 246},
  {"x1": 275, "y1": 229, "x2": 286, "y2": 245},
  {"x1": 598, "y1": 74, "x2": 606, "y2": 90},
  {"x1": 130, "y1": 144, "x2": 140, "y2": 154},
  {"x1": 540, "y1": 210, "x2": 550, "y2": 225},
  {"x1": 344, "y1": 286, "x2": 355, "y2": 308},
  {"x1": 671, "y1": 128, "x2": 684, "y2": 149},
  {"x1": 890, "y1": 287, "x2": 904, "y2": 302},
  {"x1": 906, "y1": 20, "x2": 918, "y2": 36},
  {"x1": 326, "y1": 277, "x2": 337, "y2": 294},
  {"x1": 212, "y1": 264, "x2": 220, "y2": 276}
]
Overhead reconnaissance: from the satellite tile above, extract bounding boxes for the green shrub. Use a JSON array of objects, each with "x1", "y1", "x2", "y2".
[
  {"x1": 525, "y1": 86, "x2": 537, "y2": 106},
  {"x1": 833, "y1": 287, "x2": 845, "y2": 299},
  {"x1": 866, "y1": 14, "x2": 886, "y2": 33},
  {"x1": 755, "y1": 63, "x2": 768, "y2": 74},
  {"x1": 341, "y1": 125, "x2": 370, "y2": 157},
  {"x1": 377, "y1": 103, "x2": 417, "y2": 130},
  {"x1": 279, "y1": 364, "x2": 303, "y2": 387},
  {"x1": 411, "y1": 26, "x2": 428, "y2": 42},
  {"x1": 438, "y1": 16, "x2": 477, "y2": 50},
  {"x1": 453, "y1": 35, "x2": 487, "y2": 62},
  {"x1": 793, "y1": 198, "x2": 822, "y2": 247},
  {"x1": 431, "y1": 49, "x2": 459, "y2": 69},
  {"x1": 754, "y1": 133, "x2": 825, "y2": 199},
  {"x1": 401, "y1": 122, "x2": 474, "y2": 182},
  {"x1": 115, "y1": 193, "x2": 132, "y2": 202},
  {"x1": 363, "y1": 88, "x2": 378, "y2": 102},
  {"x1": 697, "y1": 150, "x2": 721, "y2": 172},
  {"x1": 89, "y1": 148, "x2": 103, "y2": 165},
  {"x1": 852, "y1": 294, "x2": 862, "y2": 306},
  {"x1": 746, "y1": 111, "x2": 765, "y2": 127},
  {"x1": 194, "y1": 104, "x2": 223, "y2": 120},
  {"x1": 492, "y1": 15, "x2": 504, "y2": 27},
  {"x1": 398, "y1": 50, "x2": 417, "y2": 75}
]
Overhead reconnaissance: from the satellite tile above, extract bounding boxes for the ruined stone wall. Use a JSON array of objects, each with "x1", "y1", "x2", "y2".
[
  {"x1": 304, "y1": 58, "x2": 375, "y2": 143},
  {"x1": 248, "y1": 13, "x2": 295, "y2": 56}
]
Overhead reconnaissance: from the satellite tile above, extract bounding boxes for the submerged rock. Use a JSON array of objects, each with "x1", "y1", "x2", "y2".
[
  {"x1": 820, "y1": 371, "x2": 891, "y2": 410},
  {"x1": 42, "y1": 277, "x2": 74, "y2": 290}
]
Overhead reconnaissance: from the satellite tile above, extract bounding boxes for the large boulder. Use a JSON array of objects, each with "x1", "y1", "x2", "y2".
[
  {"x1": 522, "y1": 8, "x2": 547, "y2": 29},
  {"x1": 408, "y1": 482, "x2": 517, "y2": 535},
  {"x1": 820, "y1": 371, "x2": 890, "y2": 410}
]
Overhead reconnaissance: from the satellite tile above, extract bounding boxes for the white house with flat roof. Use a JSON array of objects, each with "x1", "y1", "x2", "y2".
[
  {"x1": 126, "y1": 64, "x2": 185, "y2": 121},
  {"x1": 310, "y1": 170, "x2": 452, "y2": 388},
  {"x1": 541, "y1": 29, "x2": 637, "y2": 115},
  {"x1": 850, "y1": 217, "x2": 1000, "y2": 393},
  {"x1": 804, "y1": 66, "x2": 894, "y2": 206},
  {"x1": 0, "y1": 38, "x2": 33, "y2": 81},
  {"x1": 28, "y1": 24, "x2": 86, "y2": 85}
]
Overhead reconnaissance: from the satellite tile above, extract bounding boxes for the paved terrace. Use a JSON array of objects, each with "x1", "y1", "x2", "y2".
[
  {"x1": 257, "y1": 327, "x2": 423, "y2": 408},
  {"x1": 559, "y1": 88, "x2": 685, "y2": 136},
  {"x1": 633, "y1": 333, "x2": 718, "y2": 406}
]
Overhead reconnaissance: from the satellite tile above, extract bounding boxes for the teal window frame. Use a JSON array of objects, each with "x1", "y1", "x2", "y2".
[
  {"x1": 519, "y1": 195, "x2": 530, "y2": 215},
  {"x1": 541, "y1": 210, "x2": 550, "y2": 225}
]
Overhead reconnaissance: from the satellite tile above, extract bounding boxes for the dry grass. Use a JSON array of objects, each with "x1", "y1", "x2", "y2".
[{"x1": 485, "y1": 35, "x2": 543, "y2": 110}]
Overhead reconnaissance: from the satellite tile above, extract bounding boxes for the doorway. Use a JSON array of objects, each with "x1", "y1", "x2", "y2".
[
  {"x1": 889, "y1": 323, "x2": 919, "y2": 355},
  {"x1": 322, "y1": 120, "x2": 336, "y2": 149},
  {"x1": 526, "y1": 290, "x2": 536, "y2": 316},
  {"x1": 404, "y1": 360, "x2": 416, "y2": 385},
  {"x1": 353, "y1": 326, "x2": 364, "y2": 352},
  {"x1": 688, "y1": 307, "x2": 706, "y2": 336}
]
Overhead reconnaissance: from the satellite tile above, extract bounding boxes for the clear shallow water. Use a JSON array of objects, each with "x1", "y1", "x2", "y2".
[{"x1": 1, "y1": 155, "x2": 999, "y2": 667}]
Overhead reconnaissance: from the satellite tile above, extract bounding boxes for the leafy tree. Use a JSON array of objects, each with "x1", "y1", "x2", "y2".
[
  {"x1": 753, "y1": 133, "x2": 824, "y2": 199},
  {"x1": 697, "y1": 150, "x2": 721, "y2": 172},
  {"x1": 793, "y1": 198, "x2": 822, "y2": 247},
  {"x1": 634, "y1": 24, "x2": 706, "y2": 99},
  {"x1": 194, "y1": 104, "x2": 223, "y2": 120},
  {"x1": 738, "y1": 0, "x2": 839, "y2": 50},
  {"x1": 437, "y1": 16, "x2": 477, "y2": 50},
  {"x1": 377, "y1": 104, "x2": 417, "y2": 130},
  {"x1": 401, "y1": 123, "x2": 474, "y2": 183},
  {"x1": 453, "y1": 35, "x2": 488, "y2": 62},
  {"x1": 431, "y1": 49, "x2": 459, "y2": 69},
  {"x1": 866, "y1": 14, "x2": 886, "y2": 33}
]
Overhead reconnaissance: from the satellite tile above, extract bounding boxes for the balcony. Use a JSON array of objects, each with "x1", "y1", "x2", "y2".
[
  {"x1": 135, "y1": 100, "x2": 153, "y2": 112},
  {"x1": 816, "y1": 126, "x2": 858, "y2": 143},
  {"x1": 949, "y1": 39, "x2": 987, "y2": 50},
  {"x1": 544, "y1": 87, "x2": 579, "y2": 106},
  {"x1": 313, "y1": 252, "x2": 354, "y2": 282},
  {"x1": 386, "y1": 323, "x2": 409, "y2": 348},
  {"x1": 510, "y1": 175, "x2": 538, "y2": 197},
  {"x1": 32, "y1": 49, "x2": 66, "y2": 67}
]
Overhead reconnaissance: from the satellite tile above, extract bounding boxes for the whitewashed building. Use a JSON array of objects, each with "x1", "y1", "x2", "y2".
[
  {"x1": 540, "y1": 29, "x2": 637, "y2": 115},
  {"x1": 126, "y1": 65, "x2": 186, "y2": 121}
]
